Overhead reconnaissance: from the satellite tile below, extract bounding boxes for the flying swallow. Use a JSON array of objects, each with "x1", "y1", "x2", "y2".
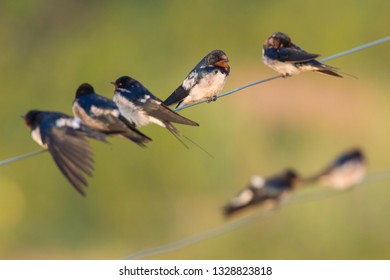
[
  {"x1": 303, "y1": 148, "x2": 366, "y2": 190},
  {"x1": 112, "y1": 75, "x2": 199, "y2": 142},
  {"x1": 23, "y1": 110, "x2": 107, "y2": 196},
  {"x1": 164, "y1": 50, "x2": 230, "y2": 109},
  {"x1": 262, "y1": 32, "x2": 343, "y2": 77},
  {"x1": 224, "y1": 169, "x2": 300, "y2": 216},
  {"x1": 72, "y1": 83, "x2": 151, "y2": 147}
]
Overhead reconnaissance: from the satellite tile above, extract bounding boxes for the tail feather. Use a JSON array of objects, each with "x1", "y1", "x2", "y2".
[
  {"x1": 164, "y1": 121, "x2": 213, "y2": 157},
  {"x1": 317, "y1": 69, "x2": 343, "y2": 78},
  {"x1": 164, "y1": 121, "x2": 190, "y2": 149},
  {"x1": 121, "y1": 130, "x2": 152, "y2": 147}
]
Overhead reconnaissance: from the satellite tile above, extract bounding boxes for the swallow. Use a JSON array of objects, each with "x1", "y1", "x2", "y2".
[
  {"x1": 303, "y1": 148, "x2": 366, "y2": 190},
  {"x1": 164, "y1": 50, "x2": 230, "y2": 109},
  {"x1": 262, "y1": 32, "x2": 343, "y2": 77},
  {"x1": 224, "y1": 169, "x2": 300, "y2": 216},
  {"x1": 23, "y1": 110, "x2": 107, "y2": 196},
  {"x1": 72, "y1": 83, "x2": 151, "y2": 147},
  {"x1": 112, "y1": 75, "x2": 199, "y2": 142}
]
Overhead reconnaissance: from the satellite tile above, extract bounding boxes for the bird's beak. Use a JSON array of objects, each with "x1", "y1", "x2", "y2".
[
  {"x1": 110, "y1": 82, "x2": 115, "y2": 85},
  {"x1": 215, "y1": 58, "x2": 229, "y2": 68},
  {"x1": 20, "y1": 115, "x2": 25, "y2": 119}
]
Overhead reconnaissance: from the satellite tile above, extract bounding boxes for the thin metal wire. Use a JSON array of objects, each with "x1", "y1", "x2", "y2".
[
  {"x1": 1, "y1": 36, "x2": 390, "y2": 165},
  {"x1": 123, "y1": 169, "x2": 390, "y2": 260},
  {"x1": 320, "y1": 36, "x2": 390, "y2": 63},
  {"x1": 0, "y1": 149, "x2": 47, "y2": 166}
]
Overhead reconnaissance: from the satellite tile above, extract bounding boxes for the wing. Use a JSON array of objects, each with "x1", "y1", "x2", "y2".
[
  {"x1": 77, "y1": 100, "x2": 151, "y2": 147},
  {"x1": 140, "y1": 98, "x2": 199, "y2": 126},
  {"x1": 164, "y1": 70, "x2": 199, "y2": 106},
  {"x1": 106, "y1": 114, "x2": 152, "y2": 146},
  {"x1": 265, "y1": 47, "x2": 319, "y2": 63},
  {"x1": 163, "y1": 85, "x2": 190, "y2": 107},
  {"x1": 45, "y1": 126, "x2": 101, "y2": 196}
]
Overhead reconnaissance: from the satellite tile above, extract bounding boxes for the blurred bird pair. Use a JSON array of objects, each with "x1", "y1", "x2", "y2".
[
  {"x1": 224, "y1": 148, "x2": 366, "y2": 216},
  {"x1": 22, "y1": 50, "x2": 230, "y2": 196}
]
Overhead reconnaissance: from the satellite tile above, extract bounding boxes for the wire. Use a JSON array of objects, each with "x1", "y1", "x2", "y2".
[
  {"x1": 123, "y1": 169, "x2": 390, "y2": 260},
  {"x1": 320, "y1": 36, "x2": 390, "y2": 63},
  {"x1": 1, "y1": 36, "x2": 389, "y2": 165},
  {"x1": 0, "y1": 149, "x2": 47, "y2": 166}
]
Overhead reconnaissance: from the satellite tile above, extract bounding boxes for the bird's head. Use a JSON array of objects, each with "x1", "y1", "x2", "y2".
[
  {"x1": 205, "y1": 50, "x2": 230, "y2": 70},
  {"x1": 264, "y1": 32, "x2": 292, "y2": 49},
  {"x1": 112, "y1": 76, "x2": 138, "y2": 90},
  {"x1": 22, "y1": 110, "x2": 41, "y2": 128},
  {"x1": 75, "y1": 83, "x2": 95, "y2": 98}
]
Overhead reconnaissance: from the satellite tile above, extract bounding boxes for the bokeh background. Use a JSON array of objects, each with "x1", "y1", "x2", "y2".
[{"x1": 0, "y1": 0, "x2": 389, "y2": 259}]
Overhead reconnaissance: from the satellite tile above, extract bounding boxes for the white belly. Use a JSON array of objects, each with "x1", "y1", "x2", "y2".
[
  {"x1": 114, "y1": 94, "x2": 158, "y2": 127},
  {"x1": 320, "y1": 163, "x2": 366, "y2": 190},
  {"x1": 262, "y1": 55, "x2": 301, "y2": 76},
  {"x1": 31, "y1": 127, "x2": 47, "y2": 148},
  {"x1": 183, "y1": 71, "x2": 227, "y2": 105}
]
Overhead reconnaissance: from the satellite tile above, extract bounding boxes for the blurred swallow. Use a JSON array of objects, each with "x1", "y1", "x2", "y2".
[
  {"x1": 73, "y1": 83, "x2": 151, "y2": 147},
  {"x1": 262, "y1": 32, "x2": 343, "y2": 78},
  {"x1": 23, "y1": 110, "x2": 107, "y2": 196},
  {"x1": 112, "y1": 75, "x2": 199, "y2": 142},
  {"x1": 164, "y1": 50, "x2": 230, "y2": 109},
  {"x1": 303, "y1": 148, "x2": 366, "y2": 190},
  {"x1": 224, "y1": 169, "x2": 300, "y2": 216}
]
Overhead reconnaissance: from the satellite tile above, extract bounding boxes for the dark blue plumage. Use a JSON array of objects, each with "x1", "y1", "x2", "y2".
[
  {"x1": 23, "y1": 110, "x2": 107, "y2": 196},
  {"x1": 113, "y1": 76, "x2": 199, "y2": 140},
  {"x1": 73, "y1": 83, "x2": 151, "y2": 147},
  {"x1": 262, "y1": 32, "x2": 343, "y2": 77},
  {"x1": 164, "y1": 50, "x2": 230, "y2": 108}
]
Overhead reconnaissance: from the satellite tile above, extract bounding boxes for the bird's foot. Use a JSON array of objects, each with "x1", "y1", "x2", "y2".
[{"x1": 207, "y1": 95, "x2": 218, "y2": 103}]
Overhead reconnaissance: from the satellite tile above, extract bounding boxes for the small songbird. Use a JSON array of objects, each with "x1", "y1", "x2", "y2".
[
  {"x1": 262, "y1": 32, "x2": 343, "y2": 77},
  {"x1": 224, "y1": 169, "x2": 300, "y2": 216},
  {"x1": 112, "y1": 75, "x2": 199, "y2": 142},
  {"x1": 72, "y1": 83, "x2": 151, "y2": 147},
  {"x1": 23, "y1": 110, "x2": 107, "y2": 196},
  {"x1": 164, "y1": 50, "x2": 230, "y2": 109},
  {"x1": 303, "y1": 148, "x2": 366, "y2": 190}
]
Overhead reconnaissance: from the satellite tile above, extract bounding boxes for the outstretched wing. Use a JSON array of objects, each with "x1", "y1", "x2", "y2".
[{"x1": 45, "y1": 125, "x2": 103, "y2": 196}]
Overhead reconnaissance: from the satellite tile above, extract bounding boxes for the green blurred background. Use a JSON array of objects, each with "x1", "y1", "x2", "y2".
[{"x1": 0, "y1": 0, "x2": 389, "y2": 259}]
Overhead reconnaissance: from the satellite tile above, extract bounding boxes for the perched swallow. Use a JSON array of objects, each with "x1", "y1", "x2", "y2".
[
  {"x1": 224, "y1": 169, "x2": 300, "y2": 216},
  {"x1": 72, "y1": 83, "x2": 151, "y2": 147},
  {"x1": 304, "y1": 148, "x2": 366, "y2": 190},
  {"x1": 112, "y1": 75, "x2": 199, "y2": 140},
  {"x1": 164, "y1": 50, "x2": 230, "y2": 109},
  {"x1": 23, "y1": 110, "x2": 107, "y2": 196},
  {"x1": 262, "y1": 32, "x2": 343, "y2": 77}
]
